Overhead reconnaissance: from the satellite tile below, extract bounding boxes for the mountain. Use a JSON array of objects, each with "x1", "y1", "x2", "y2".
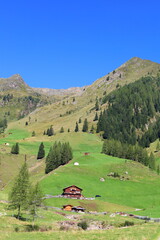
[
  {"x1": 33, "y1": 86, "x2": 85, "y2": 96},
  {"x1": 1, "y1": 57, "x2": 160, "y2": 132},
  {"x1": 0, "y1": 74, "x2": 32, "y2": 93}
]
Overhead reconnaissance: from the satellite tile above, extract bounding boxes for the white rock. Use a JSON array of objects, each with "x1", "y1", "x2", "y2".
[{"x1": 74, "y1": 162, "x2": 79, "y2": 166}]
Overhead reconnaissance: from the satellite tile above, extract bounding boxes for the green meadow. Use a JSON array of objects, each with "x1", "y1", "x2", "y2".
[{"x1": 1, "y1": 127, "x2": 160, "y2": 239}]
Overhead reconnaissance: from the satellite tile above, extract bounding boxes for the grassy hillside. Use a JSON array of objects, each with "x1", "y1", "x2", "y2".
[
  {"x1": 0, "y1": 127, "x2": 160, "y2": 217},
  {"x1": 9, "y1": 57, "x2": 159, "y2": 137}
]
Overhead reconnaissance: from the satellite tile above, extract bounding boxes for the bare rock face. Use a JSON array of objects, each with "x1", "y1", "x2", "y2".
[{"x1": 0, "y1": 74, "x2": 31, "y2": 92}]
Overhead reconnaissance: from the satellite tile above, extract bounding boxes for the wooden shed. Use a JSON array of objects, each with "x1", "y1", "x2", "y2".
[
  {"x1": 62, "y1": 185, "x2": 83, "y2": 199},
  {"x1": 62, "y1": 205, "x2": 73, "y2": 211}
]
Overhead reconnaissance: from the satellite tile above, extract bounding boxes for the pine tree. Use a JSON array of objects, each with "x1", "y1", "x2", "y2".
[
  {"x1": 82, "y1": 118, "x2": 88, "y2": 132},
  {"x1": 75, "y1": 122, "x2": 79, "y2": 132},
  {"x1": 37, "y1": 142, "x2": 45, "y2": 159},
  {"x1": 149, "y1": 152, "x2": 156, "y2": 170},
  {"x1": 46, "y1": 126, "x2": 54, "y2": 136},
  {"x1": 48, "y1": 125, "x2": 54, "y2": 136},
  {"x1": 156, "y1": 141, "x2": 160, "y2": 152},
  {"x1": 29, "y1": 183, "x2": 43, "y2": 221},
  {"x1": 9, "y1": 161, "x2": 30, "y2": 218},
  {"x1": 45, "y1": 142, "x2": 61, "y2": 174},
  {"x1": 90, "y1": 125, "x2": 95, "y2": 133},
  {"x1": 95, "y1": 97, "x2": 99, "y2": 111},
  {"x1": 60, "y1": 127, "x2": 64, "y2": 133},
  {"x1": 32, "y1": 131, "x2": 36, "y2": 137},
  {"x1": 11, "y1": 143, "x2": 19, "y2": 154},
  {"x1": 79, "y1": 118, "x2": 82, "y2": 123},
  {"x1": 93, "y1": 112, "x2": 98, "y2": 121},
  {"x1": 45, "y1": 141, "x2": 73, "y2": 174}
]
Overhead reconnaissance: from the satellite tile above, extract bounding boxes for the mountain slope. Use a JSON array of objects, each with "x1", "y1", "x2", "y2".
[{"x1": 10, "y1": 57, "x2": 160, "y2": 135}]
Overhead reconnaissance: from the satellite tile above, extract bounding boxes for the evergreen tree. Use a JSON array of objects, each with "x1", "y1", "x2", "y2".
[
  {"x1": 61, "y1": 143, "x2": 69, "y2": 165},
  {"x1": 156, "y1": 141, "x2": 160, "y2": 152},
  {"x1": 149, "y1": 152, "x2": 156, "y2": 170},
  {"x1": 45, "y1": 142, "x2": 61, "y2": 174},
  {"x1": 82, "y1": 118, "x2": 88, "y2": 132},
  {"x1": 11, "y1": 143, "x2": 19, "y2": 154},
  {"x1": 60, "y1": 127, "x2": 64, "y2": 133},
  {"x1": 93, "y1": 112, "x2": 98, "y2": 121},
  {"x1": 29, "y1": 183, "x2": 43, "y2": 221},
  {"x1": 68, "y1": 128, "x2": 70, "y2": 132},
  {"x1": 90, "y1": 125, "x2": 95, "y2": 133},
  {"x1": 48, "y1": 125, "x2": 54, "y2": 136},
  {"x1": 79, "y1": 118, "x2": 82, "y2": 123},
  {"x1": 32, "y1": 131, "x2": 36, "y2": 137},
  {"x1": 45, "y1": 141, "x2": 73, "y2": 174},
  {"x1": 75, "y1": 122, "x2": 79, "y2": 132},
  {"x1": 95, "y1": 97, "x2": 99, "y2": 111},
  {"x1": 9, "y1": 161, "x2": 30, "y2": 218},
  {"x1": 37, "y1": 142, "x2": 45, "y2": 159}
]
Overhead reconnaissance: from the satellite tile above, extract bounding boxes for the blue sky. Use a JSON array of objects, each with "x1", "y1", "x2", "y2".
[{"x1": 0, "y1": 0, "x2": 160, "y2": 89}]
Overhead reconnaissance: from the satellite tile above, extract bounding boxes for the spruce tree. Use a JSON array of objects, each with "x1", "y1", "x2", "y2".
[
  {"x1": 95, "y1": 97, "x2": 99, "y2": 111},
  {"x1": 82, "y1": 118, "x2": 88, "y2": 132},
  {"x1": 48, "y1": 125, "x2": 54, "y2": 136},
  {"x1": 156, "y1": 141, "x2": 160, "y2": 152},
  {"x1": 11, "y1": 143, "x2": 19, "y2": 154},
  {"x1": 93, "y1": 112, "x2": 98, "y2": 121},
  {"x1": 37, "y1": 142, "x2": 45, "y2": 159},
  {"x1": 75, "y1": 122, "x2": 79, "y2": 132},
  {"x1": 60, "y1": 127, "x2": 64, "y2": 133},
  {"x1": 32, "y1": 131, "x2": 36, "y2": 137},
  {"x1": 29, "y1": 183, "x2": 43, "y2": 221},
  {"x1": 9, "y1": 161, "x2": 30, "y2": 218},
  {"x1": 149, "y1": 152, "x2": 156, "y2": 170}
]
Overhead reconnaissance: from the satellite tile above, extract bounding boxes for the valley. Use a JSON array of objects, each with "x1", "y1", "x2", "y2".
[{"x1": 1, "y1": 57, "x2": 160, "y2": 239}]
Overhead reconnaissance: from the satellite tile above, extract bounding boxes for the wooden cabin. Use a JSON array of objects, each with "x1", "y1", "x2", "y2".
[
  {"x1": 62, "y1": 205, "x2": 73, "y2": 211},
  {"x1": 62, "y1": 185, "x2": 83, "y2": 199}
]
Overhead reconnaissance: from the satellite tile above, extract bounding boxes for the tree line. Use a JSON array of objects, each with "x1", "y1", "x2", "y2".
[{"x1": 102, "y1": 139, "x2": 156, "y2": 170}]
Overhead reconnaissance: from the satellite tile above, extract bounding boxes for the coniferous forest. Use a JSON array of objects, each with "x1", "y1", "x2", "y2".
[{"x1": 97, "y1": 75, "x2": 160, "y2": 147}]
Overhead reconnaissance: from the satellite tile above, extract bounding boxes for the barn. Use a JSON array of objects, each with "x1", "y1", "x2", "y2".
[{"x1": 62, "y1": 185, "x2": 83, "y2": 199}]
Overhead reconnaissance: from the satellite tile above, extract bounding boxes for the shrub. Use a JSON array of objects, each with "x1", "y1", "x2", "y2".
[
  {"x1": 77, "y1": 220, "x2": 88, "y2": 230},
  {"x1": 24, "y1": 224, "x2": 40, "y2": 232},
  {"x1": 119, "y1": 221, "x2": 134, "y2": 227},
  {"x1": 14, "y1": 226, "x2": 19, "y2": 232}
]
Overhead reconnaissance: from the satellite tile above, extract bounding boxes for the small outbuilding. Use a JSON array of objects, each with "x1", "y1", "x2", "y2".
[{"x1": 62, "y1": 205, "x2": 73, "y2": 211}]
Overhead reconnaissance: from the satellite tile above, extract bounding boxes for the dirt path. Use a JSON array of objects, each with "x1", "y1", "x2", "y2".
[{"x1": 29, "y1": 161, "x2": 43, "y2": 172}]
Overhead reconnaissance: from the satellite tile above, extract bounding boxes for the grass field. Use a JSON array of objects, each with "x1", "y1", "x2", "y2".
[{"x1": 1, "y1": 126, "x2": 160, "y2": 239}]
